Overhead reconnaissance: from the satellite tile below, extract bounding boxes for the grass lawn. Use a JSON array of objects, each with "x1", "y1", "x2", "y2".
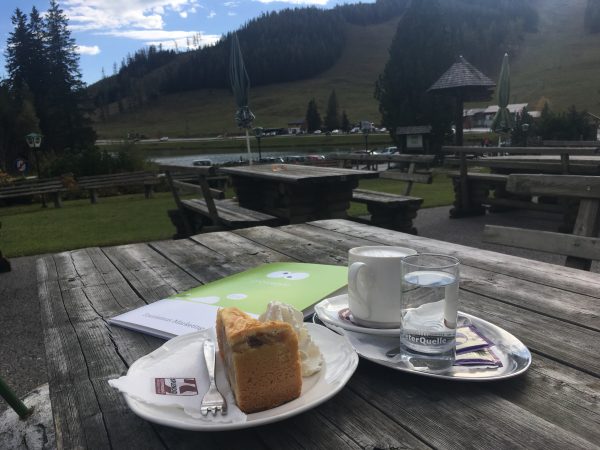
[{"x1": 0, "y1": 170, "x2": 454, "y2": 258}]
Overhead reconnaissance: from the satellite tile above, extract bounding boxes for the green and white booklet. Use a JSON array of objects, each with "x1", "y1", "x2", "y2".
[{"x1": 109, "y1": 262, "x2": 348, "y2": 339}]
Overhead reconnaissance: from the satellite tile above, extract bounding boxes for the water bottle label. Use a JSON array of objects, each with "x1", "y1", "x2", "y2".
[{"x1": 402, "y1": 330, "x2": 455, "y2": 352}]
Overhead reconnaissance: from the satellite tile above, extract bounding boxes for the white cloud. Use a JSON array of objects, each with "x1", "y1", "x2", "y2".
[
  {"x1": 224, "y1": 1, "x2": 239, "y2": 6},
  {"x1": 180, "y1": 11, "x2": 188, "y2": 18},
  {"x1": 228, "y1": 12, "x2": 237, "y2": 16},
  {"x1": 76, "y1": 44, "x2": 101, "y2": 55},
  {"x1": 207, "y1": 11, "x2": 216, "y2": 19},
  {"x1": 102, "y1": 29, "x2": 220, "y2": 50},
  {"x1": 62, "y1": 0, "x2": 198, "y2": 31}
]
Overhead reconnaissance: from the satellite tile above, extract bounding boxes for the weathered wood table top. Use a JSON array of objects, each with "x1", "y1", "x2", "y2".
[
  {"x1": 37, "y1": 219, "x2": 600, "y2": 449},
  {"x1": 218, "y1": 163, "x2": 378, "y2": 183},
  {"x1": 218, "y1": 164, "x2": 378, "y2": 223}
]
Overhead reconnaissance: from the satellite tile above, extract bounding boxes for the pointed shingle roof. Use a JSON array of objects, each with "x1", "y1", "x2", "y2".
[{"x1": 428, "y1": 56, "x2": 495, "y2": 92}]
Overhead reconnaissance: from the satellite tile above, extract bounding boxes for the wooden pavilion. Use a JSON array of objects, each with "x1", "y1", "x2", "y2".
[{"x1": 428, "y1": 56, "x2": 495, "y2": 145}]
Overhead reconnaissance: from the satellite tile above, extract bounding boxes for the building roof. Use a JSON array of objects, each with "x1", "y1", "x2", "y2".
[
  {"x1": 428, "y1": 56, "x2": 495, "y2": 92},
  {"x1": 287, "y1": 119, "x2": 305, "y2": 126},
  {"x1": 396, "y1": 125, "x2": 432, "y2": 135}
]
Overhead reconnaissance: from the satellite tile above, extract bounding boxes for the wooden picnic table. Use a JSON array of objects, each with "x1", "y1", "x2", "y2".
[
  {"x1": 37, "y1": 219, "x2": 600, "y2": 449},
  {"x1": 219, "y1": 163, "x2": 378, "y2": 223}
]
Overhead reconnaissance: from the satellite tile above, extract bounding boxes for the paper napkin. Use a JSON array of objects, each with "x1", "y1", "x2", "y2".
[{"x1": 109, "y1": 336, "x2": 246, "y2": 424}]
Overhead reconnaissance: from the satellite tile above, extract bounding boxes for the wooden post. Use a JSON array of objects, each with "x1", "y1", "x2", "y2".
[
  {"x1": 89, "y1": 188, "x2": 98, "y2": 204},
  {"x1": 165, "y1": 170, "x2": 193, "y2": 237},
  {"x1": 565, "y1": 199, "x2": 600, "y2": 270}
]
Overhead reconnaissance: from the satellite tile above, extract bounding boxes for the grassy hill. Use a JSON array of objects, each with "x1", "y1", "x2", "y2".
[
  {"x1": 93, "y1": 0, "x2": 600, "y2": 140},
  {"x1": 93, "y1": 18, "x2": 399, "y2": 139},
  {"x1": 510, "y1": 0, "x2": 600, "y2": 113}
]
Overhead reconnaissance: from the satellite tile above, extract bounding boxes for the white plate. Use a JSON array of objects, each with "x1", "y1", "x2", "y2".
[
  {"x1": 123, "y1": 323, "x2": 358, "y2": 431},
  {"x1": 317, "y1": 312, "x2": 531, "y2": 381},
  {"x1": 314, "y1": 294, "x2": 401, "y2": 336}
]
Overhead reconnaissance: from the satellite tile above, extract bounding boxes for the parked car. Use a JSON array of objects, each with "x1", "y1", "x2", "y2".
[
  {"x1": 331, "y1": 129, "x2": 340, "y2": 134},
  {"x1": 284, "y1": 155, "x2": 306, "y2": 163},
  {"x1": 313, "y1": 130, "x2": 322, "y2": 134},
  {"x1": 193, "y1": 159, "x2": 212, "y2": 166},
  {"x1": 159, "y1": 136, "x2": 169, "y2": 142},
  {"x1": 379, "y1": 146, "x2": 398, "y2": 155},
  {"x1": 305, "y1": 154, "x2": 325, "y2": 161},
  {"x1": 259, "y1": 157, "x2": 285, "y2": 163}
]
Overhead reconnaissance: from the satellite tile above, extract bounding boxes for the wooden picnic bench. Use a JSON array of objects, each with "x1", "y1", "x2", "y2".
[
  {"x1": 351, "y1": 189, "x2": 423, "y2": 234},
  {"x1": 162, "y1": 164, "x2": 279, "y2": 237},
  {"x1": 340, "y1": 154, "x2": 434, "y2": 234},
  {"x1": 443, "y1": 145, "x2": 600, "y2": 217},
  {"x1": 76, "y1": 171, "x2": 159, "y2": 203},
  {"x1": 0, "y1": 177, "x2": 68, "y2": 208},
  {"x1": 483, "y1": 174, "x2": 600, "y2": 271}
]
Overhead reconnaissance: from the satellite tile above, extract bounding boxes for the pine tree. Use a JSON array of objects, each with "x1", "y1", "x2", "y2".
[
  {"x1": 5, "y1": 9, "x2": 31, "y2": 101},
  {"x1": 305, "y1": 98, "x2": 322, "y2": 132},
  {"x1": 324, "y1": 89, "x2": 340, "y2": 131},
  {"x1": 375, "y1": 0, "x2": 455, "y2": 149},
  {"x1": 43, "y1": 0, "x2": 95, "y2": 151},
  {"x1": 341, "y1": 110, "x2": 350, "y2": 132}
]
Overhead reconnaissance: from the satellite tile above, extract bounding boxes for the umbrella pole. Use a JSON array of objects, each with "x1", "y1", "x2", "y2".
[{"x1": 245, "y1": 129, "x2": 253, "y2": 165}]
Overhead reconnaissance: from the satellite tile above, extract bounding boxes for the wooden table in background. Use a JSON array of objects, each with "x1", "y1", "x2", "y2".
[
  {"x1": 219, "y1": 164, "x2": 378, "y2": 223},
  {"x1": 37, "y1": 219, "x2": 600, "y2": 449}
]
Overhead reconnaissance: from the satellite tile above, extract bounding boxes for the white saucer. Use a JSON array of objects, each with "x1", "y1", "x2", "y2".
[
  {"x1": 314, "y1": 294, "x2": 401, "y2": 336},
  {"x1": 122, "y1": 323, "x2": 358, "y2": 431}
]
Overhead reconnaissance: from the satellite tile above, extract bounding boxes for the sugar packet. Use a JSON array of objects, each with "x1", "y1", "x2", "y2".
[
  {"x1": 455, "y1": 325, "x2": 493, "y2": 353},
  {"x1": 454, "y1": 347, "x2": 502, "y2": 367}
]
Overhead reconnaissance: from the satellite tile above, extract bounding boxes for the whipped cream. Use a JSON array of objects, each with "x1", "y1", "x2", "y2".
[{"x1": 259, "y1": 301, "x2": 323, "y2": 376}]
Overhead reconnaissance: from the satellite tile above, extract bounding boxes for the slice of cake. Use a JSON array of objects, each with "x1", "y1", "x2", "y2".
[{"x1": 216, "y1": 307, "x2": 302, "y2": 413}]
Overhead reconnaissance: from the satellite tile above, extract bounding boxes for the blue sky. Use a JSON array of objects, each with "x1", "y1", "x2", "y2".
[{"x1": 0, "y1": 0, "x2": 365, "y2": 85}]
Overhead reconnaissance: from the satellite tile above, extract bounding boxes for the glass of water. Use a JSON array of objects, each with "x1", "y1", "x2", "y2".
[{"x1": 399, "y1": 254, "x2": 460, "y2": 371}]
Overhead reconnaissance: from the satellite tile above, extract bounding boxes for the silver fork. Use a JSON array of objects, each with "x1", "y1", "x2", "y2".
[{"x1": 201, "y1": 339, "x2": 227, "y2": 416}]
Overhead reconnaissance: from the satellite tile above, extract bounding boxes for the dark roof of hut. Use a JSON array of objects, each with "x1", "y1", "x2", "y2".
[{"x1": 428, "y1": 56, "x2": 495, "y2": 92}]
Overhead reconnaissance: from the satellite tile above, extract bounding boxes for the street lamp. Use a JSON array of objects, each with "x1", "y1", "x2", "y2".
[
  {"x1": 25, "y1": 132, "x2": 46, "y2": 207},
  {"x1": 254, "y1": 127, "x2": 263, "y2": 162}
]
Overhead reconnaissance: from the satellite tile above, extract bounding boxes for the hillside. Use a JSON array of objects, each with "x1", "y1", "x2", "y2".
[
  {"x1": 93, "y1": 0, "x2": 600, "y2": 139},
  {"x1": 93, "y1": 18, "x2": 399, "y2": 139},
  {"x1": 510, "y1": 0, "x2": 600, "y2": 113}
]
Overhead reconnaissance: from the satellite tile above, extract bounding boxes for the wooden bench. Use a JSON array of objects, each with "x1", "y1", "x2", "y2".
[
  {"x1": 351, "y1": 189, "x2": 423, "y2": 234},
  {"x1": 483, "y1": 174, "x2": 600, "y2": 271},
  {"x1": 443, "y1": 145, "x2": 600, "y2": 217},
  {"x1": 76, "y1": 171, "x2": 159, "y2": 203},
  {"x1": 0, "y1": 177, "x2": 68, "y2": 207},
  {"x1": 342, "y1": 154, "x2": 434, "y2": 234},
  {"x1": 162, "y1": 164, "x2": 279, "y2": 238},
  {"x1": 330, "y1": 153, "x2": 434, "y2": 172}
]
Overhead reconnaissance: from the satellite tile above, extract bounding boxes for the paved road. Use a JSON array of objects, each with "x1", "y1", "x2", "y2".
[{"x1": 0, "y1": 206, "x2": 595, "y2": 414}]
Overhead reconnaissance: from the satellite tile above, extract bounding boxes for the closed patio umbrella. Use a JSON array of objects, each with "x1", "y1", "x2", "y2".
[
  {"x1": 229, "y1": 33, "x2": 255, "y2": 165},
  {"x1": 491, "y1": 53, "x2": 513, "y2": 133}
]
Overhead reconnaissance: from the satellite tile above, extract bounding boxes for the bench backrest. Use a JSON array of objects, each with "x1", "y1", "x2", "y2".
[
  {"x1": 482, "y1": 174, "x2": 600, "y2": 270},
  {"x1": 542, "y1": 140, "x2": 600, "y2": 147},
  {"x1": 162, "y1": 166, "x2": 222, "y2": 229},
  {"x1": 332, "y1": 153, "x2": 434, "y2": 196},
  {"x1": 0, "y1": 178, "x2": 66, "y2": 198},
  {"x1": 77, "y1": 171, "x2": 159, "y2": 188}
]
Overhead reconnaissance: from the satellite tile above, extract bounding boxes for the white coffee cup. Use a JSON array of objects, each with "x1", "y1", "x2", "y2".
[{"x1": 348, "y1": 246, "x2": 418, "y2": 328}]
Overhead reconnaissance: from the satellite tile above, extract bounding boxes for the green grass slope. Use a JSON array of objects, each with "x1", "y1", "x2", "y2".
[
  {"x1": 510, "y1": 0, "x2": 600, "y2": 113},
  {"x1": 93, "y1": 18, "x2": 399, "y2": 139}
]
